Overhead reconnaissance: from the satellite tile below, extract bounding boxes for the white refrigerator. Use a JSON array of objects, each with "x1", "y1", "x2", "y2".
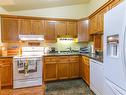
[{"x1": 104, "y1": 1, "x2": 126, "y2": 95}]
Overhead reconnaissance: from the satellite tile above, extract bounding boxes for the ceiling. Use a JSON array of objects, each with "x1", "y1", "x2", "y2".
[{"x1": 1, "y1": 0, "x2": 91, "y2": 12}]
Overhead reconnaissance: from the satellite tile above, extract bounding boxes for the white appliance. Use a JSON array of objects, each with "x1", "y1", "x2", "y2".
[
  {"x1": 13, "y1": 47, "x2": 44, "y2": 89},
  {"x1": 104, "y1": 1, "x2": 126, "y2": 95},
  {"x1": 90, "y1": 59, "x2": 104, "y2": 95},
  {"x1": 19, "y1": 35, "x2": 44, "y2": 41}
]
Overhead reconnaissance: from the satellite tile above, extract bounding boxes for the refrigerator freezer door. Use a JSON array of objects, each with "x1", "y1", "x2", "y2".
[{"x1": 104, "y1": 1, "x2": 126, "y2": 90}]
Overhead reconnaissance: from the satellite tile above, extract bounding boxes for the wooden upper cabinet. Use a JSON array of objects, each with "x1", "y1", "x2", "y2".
[
  {"x1": 97, "y1": 7, "x2": 108, "y2": 32},
  {"x1": 67, "y1": 21, "x2": 77, "y2": 38},
  {"x1": 19, "y1": 19, "x2": 31, "y2": 35},
  {"x1": 31, "y1": 20, "x2": 45, "y2": 35},
  {"x1": 1, "y1": 18, "x2": 19, "y2": 42},
  {"x1": 89, "y1": 15, "x2": 98, "y2": 34},
  {"x1": 19, "y1": 19, "x2": 45, "y2": 35},
  {"x1": 44, "y1": 20, "x2": 56, "y2": 42},
  {"x1": 78, "y1": 20, "x2": 89, "y2": 42},
  {"x1": 55, "y1": 21, "x2": 67, "y2": 37}
]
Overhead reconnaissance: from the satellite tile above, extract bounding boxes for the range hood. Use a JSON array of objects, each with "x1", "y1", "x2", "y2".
[{"x1": 19, "y1": 35, "x2": 44, "y2": 41}]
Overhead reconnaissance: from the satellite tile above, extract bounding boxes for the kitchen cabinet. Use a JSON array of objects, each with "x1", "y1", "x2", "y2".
[
  {"x1": 1, "y1": 18, "x2": 19, "y2": 42},
  {"x1": 67, "y1": 21, "x2": 77, "y2": 38},
  {"x1": 31, "y1": 20, "x2": 45, "y2": 35},
  {"x1": 44, "y1": 55, "x2": 80, "y2": 81},
  {"x1": 19, "y1": 19, "x2": 45, "y2": 35},
  {"x1": 69, "y1": 56, "x2": 80, "y2": 78},
  {"x1": 89, "y1": 15, "x2": 97, "y2": 34},
  {"x1": 0, "y1": 58, "x2": 13, "y2": 87},
  {"x1": 78, "y1": 20, "x2": 89, "y2": 42},
  {"x1": 97, "y1": 7, "x2": 108, "y2": 33},
  {"x1": 90, "y1": 59, "x2": 104, "y2": 95},
  {"x1": 19, "y1": 19, "x2": 31, "y2": 35},
  {"x1": 58, "y1": 56, "x2": 69, "y2": 79},
  {"x1": 89, "y1": 6, "x2": 108, "y2": 34},
  {"x1": 82, "y1": 56, "x2": 90, "y2": 85},
  {"x1": 45, "y1": 20, "x2": 56, "y2": 42},
  {"x1": 44, "y1": 57, "x2": 58, "y2": 81},
  {"x1": 55, "y1": 21, "x2": 67, "y2": 37}
]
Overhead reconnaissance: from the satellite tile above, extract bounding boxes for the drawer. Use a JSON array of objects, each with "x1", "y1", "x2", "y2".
[
  {"x1": 0, "y1": 58, "x2": 12, "y2": 65},
  {"x1": 58, "y1": 56, "x2": 69, "y2": 63},
  {"x1": 69, "y1": 56, "x2": 79, "y2": 62},
  {"x1": 44, "y1": 57, "x2": 58, "y2": 63}
]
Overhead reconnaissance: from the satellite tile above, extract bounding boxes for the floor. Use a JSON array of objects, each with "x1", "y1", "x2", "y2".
[
  {"x1": 1, "y1": 85, "x2": 45, "y2": 95},
  {"x1": 46, "y1": 79, "x2": 95, "y2": 95},
  {"x1": 1, "y1": 79, "x2": 95, "y2": 95}
]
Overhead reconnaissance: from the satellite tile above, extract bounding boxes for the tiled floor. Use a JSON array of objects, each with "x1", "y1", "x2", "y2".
[
  {"x1": 46, "y1": 79, "x2": 96, "y2": 95},
  {"x1": 1, "y1": 79, "x2": 95, "y2": 95}
]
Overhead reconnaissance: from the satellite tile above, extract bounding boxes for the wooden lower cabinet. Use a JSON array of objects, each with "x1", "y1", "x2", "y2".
[
  {"x1": 43, "y1": 57, "x2": 58, "y2": 81},
  {"x1": 58, "y1": 63, "x2": 69, "y2": 79},
  {"x1": 43, "y1": 56, "x2": 80, "y2": 81},
  {"x1": 82, "y1": 56, "x2": 90, "y2": 85},
  {"x1": 69, "y1": 56, "x2": 80, "y2": 78},
  {"x1": 0, "y1": 58, "x2": 13, "y2": 87}
]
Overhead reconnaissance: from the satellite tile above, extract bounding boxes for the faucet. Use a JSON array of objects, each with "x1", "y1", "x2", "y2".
[{"x1": 67, "y1": 47, "x2": 72, "y2": 52}]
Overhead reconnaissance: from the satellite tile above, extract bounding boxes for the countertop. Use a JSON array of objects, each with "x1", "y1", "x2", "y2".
[
  {"x1": 0, "y1": 52, "x2": 103, "y2": 63},
  {"x1": 44, "y1": 52, "x2": 103, "y2": 63}
]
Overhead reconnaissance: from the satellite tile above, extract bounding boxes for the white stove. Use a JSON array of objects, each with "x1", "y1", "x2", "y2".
[{"x1": 13, "y1": 47, "x2": 44, "y2": 89}]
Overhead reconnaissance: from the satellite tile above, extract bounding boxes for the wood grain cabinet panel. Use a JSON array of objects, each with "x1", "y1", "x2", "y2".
[
  {"x1": 57, "y1": 56, "x2": 69, "y2": 79},
  {"x1": 55, "y1": 21, "x2": 67, "y2": 37},
  {"x1": 69, "y1": 56, "x2": 79, "y2": 78},
  {"x1": 0, "y1": 58, "x2": 13, "y2": 87},
  {"x1": 44, "y1": 20, "x2": 56, "y2": 42},
  {"x1": 67, "y1": 21, "x2": 77, "y2": 38},
  {"x1": 78, "y1": 20, "x2": 89, "y2": 42},
  {"x1": 31, "y1": 20, "x2": 45, "y2": 35},
  {"x1": 44, "y1": 57, "x2": 58, "y2": 81},
  {"x1": 82, "y1": 56, "x2": 90, "y2": 85},
  {"x1": 97, "y1": 7, "x2": 108, "y2": 33},
  {"x1": 19, "y1": 19, "x2": 31, "y2": 35},
  {"x1": 89, "y1": 15, "x2": 98, "y2": 34},
  {"x1": 1, "y1": 18, "x2": 19, "y2": 42}
]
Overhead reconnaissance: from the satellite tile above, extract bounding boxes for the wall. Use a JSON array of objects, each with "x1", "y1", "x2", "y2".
[
  {"x1": 8, "y1": 4, "x2": 89, "y2": 19},
  {"x1": 8, "y1": 0, "x2": 109, "y2": 19},
  {"x1": 87, "y1": 0, "x2": 109, "y2": 15}
]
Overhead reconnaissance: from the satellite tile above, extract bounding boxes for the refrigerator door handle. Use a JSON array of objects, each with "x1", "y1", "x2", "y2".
[{"x1": 123, "y1": 26, "x2": 126, "y2": 80}]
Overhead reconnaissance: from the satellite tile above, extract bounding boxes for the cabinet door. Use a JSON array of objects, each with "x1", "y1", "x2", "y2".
[
  {"x1": 58, "y1": 56, "x2": 69, "y2": 79},
  {"x1": 84, "y1": 63, "x2": 90, "y2": 85},
  {"x1": 97, "y1": 7, "x2": 108, "y2": 33},
  {"x1": 19, "y1": 19, "x2": 31, "y2": 35},
  {"x1": 44, "y1": 57, "x2": 58, "y2": 81},
  {"x1": 44, "y1": 63, "x2": 57, "y2": 81},
  {"x1": 45, "y1": 20, "x2": 56, "y2": 42},
  {"x1": 69, "y1": 62, "x2": 79, "y2": 78},
  {"x1": 55, "y1": 21, "x2": 67, "y2": 37},
  {"x1": 89, "y1": 15, "x2": 97, "y2": 34},
  {"x1": 0, "y1": 58, "x2": 12, "y2": 87},
  {"x1": 31, "y1": 20, "x2": 45, "y2": 35},
  {"x1": 1, "y1": 18, "x2": 19, "y2": 42},
  {"x1": 67, "y1": 21, "x2": 77, "y2": 37},
  {"x1": 78, "y1": 20, "x2": 89, "y2": 42},
  {"x1": 69, "y1": 56, "x2": 79, "y2": 78}
]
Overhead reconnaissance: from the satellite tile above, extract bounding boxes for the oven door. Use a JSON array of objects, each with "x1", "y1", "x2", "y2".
[{"x1": 13, "y1": 58, "x2": 42, "y2": 80}]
